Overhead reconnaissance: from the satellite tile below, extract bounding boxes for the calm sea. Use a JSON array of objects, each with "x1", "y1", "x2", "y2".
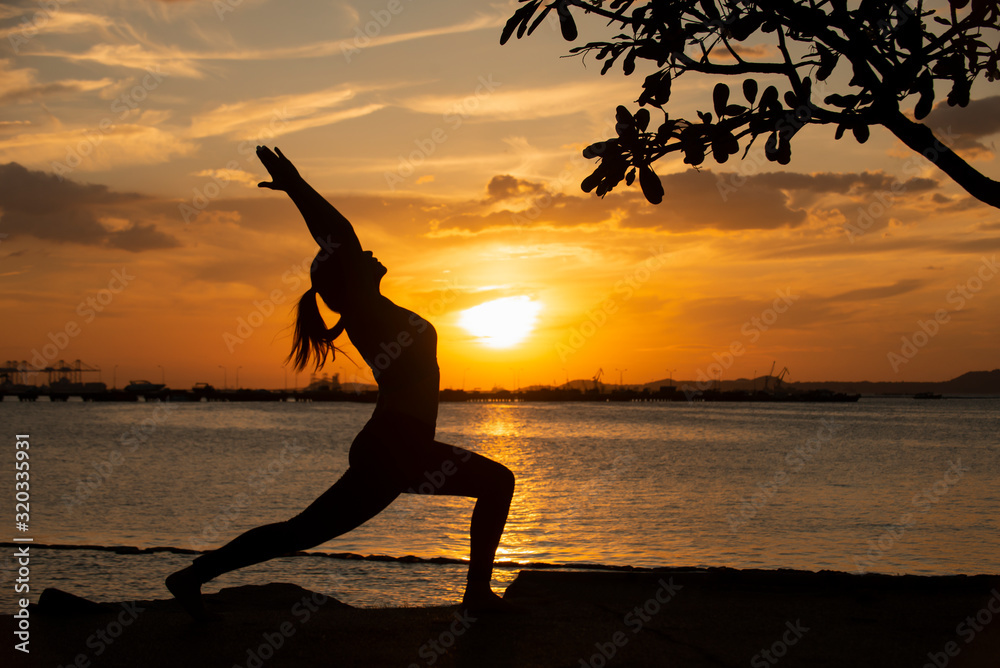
[{"x1": 2, "y1": 398, "x2": 997, "y2": 611}]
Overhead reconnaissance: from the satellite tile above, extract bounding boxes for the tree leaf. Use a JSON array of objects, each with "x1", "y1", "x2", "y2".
[
  {"x1": 616, "y1": 106, "x2": 634, "y2": 127},
  {"x1": 897, "y1": 7, "x2": 922, "y2": 53},
  {"x1": 623, "y1": 48, "x2": 637, "y2": 75},
  {"x1": 824, "y1": 93, "x2": 859, "y2": 108},
  {"x1": 749, "y1": 116, "x2": 771, "y2": 134},
  {"x1": 699, "y1": 0, "x2": 721, "y2": 22},
  {"x1": 765, "y1": 132, "x2": 779, "y2": 159},
  {"x1": 947, "y1": 77, "x2": 971, "y2": 107},
  {"x1": 582, "y1": 170, "x2": 602, "y2": 193},
  {"x1": 634, "y1": 108, "x2": 651, "y2": 132},
  {"x1": 713, "y1": 83, "x2": 730, "y2": 117},
  {"x1": 743, "y1": 79, "x2": 758, "y2": 104},
  {"x1": 914, "y1": 74, "x2": 935, "y2": 119},
  {"x1": 776, "y1": 135, "x2": 791, "y2": 164},
  {"x1": 853, "y1": 124, "x2": 870, "y2": 144},
  {"x1": 683, "y1": 141, "x2": 706, "y2": 166},
  {"x1": 711, "y1": 130, "x2": 739, "y2": 163},
  {"x1": 638, "y1": 70, "x2": 672, "y2": 108},
  {"x1": 526, "y1": 6, "x2": 553, "y2": 36},
  {"x1": 759, "y1": 86, "x2": 779, "y2": 111},
  {"x1": 712, "y1": 139, "x2": 729, "y2": 163},
  {"x1": 583, "y1": 141, "x2": 607, "y2": 159},
  {"x1": 557, "y1": 3, "x2": 578, "y2": 41},
  {"x1": 500, "y1": 6, "x2": 528, "y2": 45},
  {"x1": 816, "y1": 42, "x2": 838, "y2": 81},
  {"x1": 724, "y1": 104, "x2": 748, "y2": 116},
  {"x1": 639, "y1": 165, "x2": 664, "y2": 204},
  {"x1": 730, "y1": 13, "x2": 763, "y2": 41}
]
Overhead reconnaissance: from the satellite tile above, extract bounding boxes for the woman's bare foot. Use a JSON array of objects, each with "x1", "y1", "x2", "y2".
[
  {"x1": 166, "y1": 567, "x2": 215, "y2": 621},
  {"x1": 461, "y1": 584, "x2": 524, "y2": 614}
]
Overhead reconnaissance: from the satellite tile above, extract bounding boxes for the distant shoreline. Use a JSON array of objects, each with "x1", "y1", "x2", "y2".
[{"x1": 3, "y1": 369, "x2": 998, "y2": 401}]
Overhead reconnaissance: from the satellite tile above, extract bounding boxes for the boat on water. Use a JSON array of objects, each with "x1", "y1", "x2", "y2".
[
  {"x1": 696, "y1": 388, "x2": 862, "y2": 403},
  {"x1": 914, "y1": 392, "x2": 943, "y2": 399},
  {"x1": 124, "y1": 380, "x2": 166, "y2": 393}
]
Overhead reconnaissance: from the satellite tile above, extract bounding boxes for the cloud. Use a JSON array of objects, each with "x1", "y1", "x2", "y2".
[
  {"x1": 925, "y1": 96, "x2": 1000, "y2": 155},
  {"x1": 193, "y1": 168, "x2": 259, "y2": 188},
  {"x1": 0, "y1": 60, "x2": 113, "y2": 104},
  {"x1": 751, "y1": 232, "x2": 1000, "y2": 261},
  {"x1": 29, "y1": 13, "x2": 502, "y2": 78},
  {"x1": 186, "y1": 84, "x2": 389, "y2": 140},
  {"x1": 399, "y1": 80, "x2": 636, "y2": 122},
  {"x1": 412, "y1": 168, "x2": 943, "y2": 236},
  {"x1": 0, "y1": 124, "x2": 195, "y2": 172},
  {"x1": 0, "y1": 60, "x2": 192, "y2": 171},
  {"x1": 675, "y1": 292, "x2": 845, "y2": 335},
  {"x1": 160, "y1": 166, "x2": 984, "y2": 280},
  {"x1": 485, "y1": 175, "x2": 546, "y2": 201},
  {"x1": 745, "y1": 170, "x2": 938, "y2": 196},
  {"x1": 0, "y1": 162, "x2": 180, "y2": 251},
  {"x1": 629, "y1": 169, "x2": 809, "y2": 231},
  {"x1": 106, "y1": 222, "x2": 181, "y2": 252},
  {"x1": 0, "y1": 9, "x2": 116, "y2": 43},
  {"x1": 715, "y1": 44, "x2": 775, "y2": 62},
  {"x1": 36, "y1": 41, "x2": 207, "y2": 79},
  {"x1": 825, "y1": 279, "x2": 926, "y2": 303}
]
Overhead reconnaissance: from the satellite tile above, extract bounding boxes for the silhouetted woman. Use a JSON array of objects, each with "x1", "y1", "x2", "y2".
[{"x1": 167, "y1": 146, "x2": 516, "y2": 617}]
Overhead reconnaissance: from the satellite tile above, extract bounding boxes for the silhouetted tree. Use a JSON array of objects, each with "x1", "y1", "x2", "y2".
[{"x1": 501, "y1": 0, "x2": 1000, "y2": 205}]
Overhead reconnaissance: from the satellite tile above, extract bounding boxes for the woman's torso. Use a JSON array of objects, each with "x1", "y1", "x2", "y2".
[{"x1": 344, "y1": 296, "x2": 440, "y2": 426}]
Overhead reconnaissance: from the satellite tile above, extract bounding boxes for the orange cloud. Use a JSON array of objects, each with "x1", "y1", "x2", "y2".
[{"x1": 0, "y1": 162, "x2": 180, "y2": 252}]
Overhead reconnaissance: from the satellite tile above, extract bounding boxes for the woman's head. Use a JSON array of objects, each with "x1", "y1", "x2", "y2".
[
  {"x1": 287, "y1": 249, "x2": 387, "y2": 371},
  {"x1": 309, "y1": 249, "x2": 347, "y2": 312},
  {"x1": 310, "y1": 249, "x2": 386, "y2": 311},
  {"x1": 286, "y1": 251, "x2": 346, "y2": 372}
]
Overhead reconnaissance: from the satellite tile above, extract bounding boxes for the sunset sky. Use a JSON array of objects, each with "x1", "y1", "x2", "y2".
[{"x1": 2, "y1": 0, "x2": 998, "y2": 391}]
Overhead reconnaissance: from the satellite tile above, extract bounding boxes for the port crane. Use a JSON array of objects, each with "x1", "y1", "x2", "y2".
[
  {"x1": 591, "y1": 368, "x2": 604, "y2": 394},
  {"x1": 763, "y1": 361, "x2": 776, "y2": 392},
  {"x1": 775, "y1": 366, "x2": 790, "y2": 390},
  {"x1": 1, "y1": 359, "x2": 100, "y2": 387}
]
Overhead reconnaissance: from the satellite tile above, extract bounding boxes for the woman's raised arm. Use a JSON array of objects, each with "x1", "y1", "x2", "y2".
[{"x1": 256, "y1": 146, "x2": 363, "y2": 258}]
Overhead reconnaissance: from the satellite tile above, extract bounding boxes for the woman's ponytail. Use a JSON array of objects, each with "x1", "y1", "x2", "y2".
[{"x1": 287, "y1": 287, "x2": 346, "y2": 372}]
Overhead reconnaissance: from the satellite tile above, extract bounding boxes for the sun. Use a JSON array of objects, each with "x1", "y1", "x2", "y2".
[{"x1": 459, "y1": 296, "x2": 543, "y2": 348}]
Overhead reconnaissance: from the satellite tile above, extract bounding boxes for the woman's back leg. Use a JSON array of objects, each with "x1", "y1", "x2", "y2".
[{"x1": 168, "y1": 467, "x2": 399, "y2": 618}]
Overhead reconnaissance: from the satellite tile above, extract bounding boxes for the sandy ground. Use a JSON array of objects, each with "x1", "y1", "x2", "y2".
[{"x1": 7, "y1": 567, "x2": 1000, "y2": 667}]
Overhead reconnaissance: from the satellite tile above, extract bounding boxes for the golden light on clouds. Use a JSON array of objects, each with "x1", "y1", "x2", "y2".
[{"x1": 459, "y1": 296, "x2": 543, "y2": 348}]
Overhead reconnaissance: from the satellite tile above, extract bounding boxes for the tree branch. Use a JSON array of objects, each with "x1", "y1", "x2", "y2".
[
  {"x1": 566, "y1": 0, "x2": 630, "y2": 25},
  {"x1": 672, "y1": 51, "x2": 797, "y2": 76},
  {"x1": 882, "y1": 110, "x2": 1000, "y2": 208},
  {"x1": 721, "y1": 34, "x2": 746, "y2": 64}
]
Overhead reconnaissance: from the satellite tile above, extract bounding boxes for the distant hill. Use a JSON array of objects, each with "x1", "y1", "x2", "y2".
[{"x1": 635, "y1": 369, "x2": 1000, "y2": 396}]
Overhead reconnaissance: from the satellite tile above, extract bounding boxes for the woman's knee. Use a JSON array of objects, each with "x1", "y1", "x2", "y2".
[{"x1": 493, "y1": 463, "x2": 515, "y2": 498}]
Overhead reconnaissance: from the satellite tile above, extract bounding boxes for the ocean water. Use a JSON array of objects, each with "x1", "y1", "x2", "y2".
[{"x1": 2, "y1": 398, "x2": 997, "y2": 611}]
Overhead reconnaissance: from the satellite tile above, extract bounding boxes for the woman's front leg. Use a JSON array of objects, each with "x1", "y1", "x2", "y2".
[{"x1": 406, "y1": 441, "x2": 517, "y2": 612}]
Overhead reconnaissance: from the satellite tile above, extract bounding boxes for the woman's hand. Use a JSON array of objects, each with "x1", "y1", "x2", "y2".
[{"x1": 256, "y1": 145, "x2": 303, "y2": 192}]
